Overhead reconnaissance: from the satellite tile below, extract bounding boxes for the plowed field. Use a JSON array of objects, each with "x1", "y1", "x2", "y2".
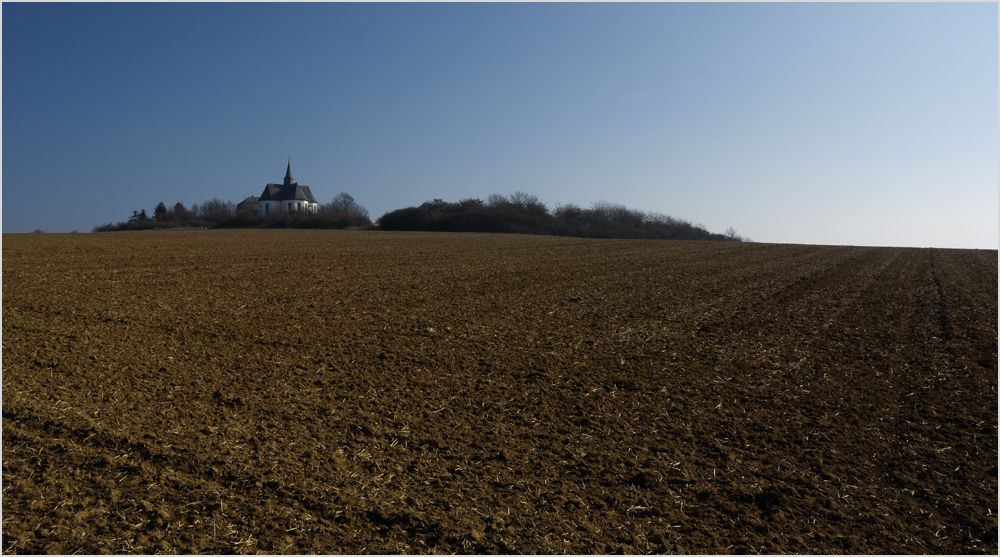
[{"x1": 3, "y1": 230, "x2": 997, "y2": 554}]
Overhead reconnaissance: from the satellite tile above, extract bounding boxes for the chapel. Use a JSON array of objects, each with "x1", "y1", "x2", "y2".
[{"x1": 257, "y1": 162, "x2": 318, "y2": 216}]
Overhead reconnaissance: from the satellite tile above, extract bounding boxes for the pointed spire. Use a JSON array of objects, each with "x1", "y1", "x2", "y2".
[{"x1": 283, "y1": 158, "x2": 293, "y2": 187}]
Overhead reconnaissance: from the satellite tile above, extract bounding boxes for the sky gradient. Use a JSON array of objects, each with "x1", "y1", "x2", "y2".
[{"x1": 3, "y1": 3, "x2": 997, "y2": 248}]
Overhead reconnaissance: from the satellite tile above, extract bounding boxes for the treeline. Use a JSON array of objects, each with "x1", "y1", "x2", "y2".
[
  {"x1": 92, "y1": 193, "x2": 371, "y2": 232},
  {"x1": 94, "y1": 190, "x2": 747, "y2": 242},
  {"x1": 378, "y1": 192, "x2": 748, "y2": 242}
]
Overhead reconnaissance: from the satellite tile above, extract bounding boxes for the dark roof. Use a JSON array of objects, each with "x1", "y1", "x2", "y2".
[
  {"x1": 260, "y1": 162, "x2": 318, "y2": 203},
  {"x1": 259, "y1": 183, "x2": 317, "y2": 203}
]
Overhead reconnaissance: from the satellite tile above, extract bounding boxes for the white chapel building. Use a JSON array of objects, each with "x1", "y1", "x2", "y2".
[{"x1": 258, "y1": 162, "x2": 319, "y2": 216}]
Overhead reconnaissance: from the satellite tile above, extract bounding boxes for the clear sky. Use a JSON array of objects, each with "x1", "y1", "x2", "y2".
[{"x1": 3, "y1": 2, "x2": 997, "y2": 248}]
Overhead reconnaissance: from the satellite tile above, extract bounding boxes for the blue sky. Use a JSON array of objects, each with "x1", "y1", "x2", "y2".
[{"x1": 3, "y1": 2, "x2": 996, "y2": 248}]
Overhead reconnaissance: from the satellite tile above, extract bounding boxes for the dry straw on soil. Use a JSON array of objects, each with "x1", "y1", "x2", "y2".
[{"x1": 2, "y1": 230, "x2": 997, "y2": 554}]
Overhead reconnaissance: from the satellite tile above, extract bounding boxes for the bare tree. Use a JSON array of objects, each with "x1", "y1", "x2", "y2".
[
  {"x1": 724, "y1": 227, "x2": 750, "y2": 242},
  {"x1": 322, "y1": 192, "x2": 370, "y2": 220},
  {"x1": 486, "y1": 193, "x2": 508, "y2": 207},
  {"x1": 199, "y1": 198, "x2": 235, "y2": 223},
  {"x1": 509, "y1": 191, "x2": 547, "y2": 216}
]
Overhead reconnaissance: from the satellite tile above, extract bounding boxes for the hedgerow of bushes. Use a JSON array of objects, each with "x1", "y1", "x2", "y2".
[{"x1": 377, "y1": 192, "x2": 747, "y2": 242}]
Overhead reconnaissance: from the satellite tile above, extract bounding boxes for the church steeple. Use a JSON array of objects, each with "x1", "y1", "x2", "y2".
[{"x1": 283, "y1": 159, "x2": 294, "y2": 187}]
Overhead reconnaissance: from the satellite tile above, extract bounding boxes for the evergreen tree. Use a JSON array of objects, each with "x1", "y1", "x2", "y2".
[
  {"x1": 154, "y1": 201, "x2": 169, "y2": 221},
  {"x1": 173, "y1": 202, "x2": 190, "y2": 221}
]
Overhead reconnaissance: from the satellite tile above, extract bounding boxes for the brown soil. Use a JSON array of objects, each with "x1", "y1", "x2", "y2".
[{"x1": 2, "y1": 230, "x2": 997, "y2": 554}]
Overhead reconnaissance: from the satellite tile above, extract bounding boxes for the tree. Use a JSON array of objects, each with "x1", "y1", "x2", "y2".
[
  {"x1": 198, "y1": 198, "x2": 234, "y2": 223},
  {"x1": 128, "y1": 209, "x2": 149, "y2": 222},
  {"x1": 173, "y1": 202, "x2": 190, "y2": 221},
  {"x1": 322, "y1": 192, "x2": 370, "y2": 220},
  {"x1": 509, "y1": 191, "x2": 547, "y2": 216},
  {"x1": 486, "y1": 193, "x2": 508, "y2": 208},
  {"x1": 554, "y1": 203, "x2": 584, "y2": 221},
  {"x1": 154, "y1": 201, "x2": 169, "y2": 221},
  {"x1": 418, "y1": 198, "x2": 452, "y2": 214}
]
